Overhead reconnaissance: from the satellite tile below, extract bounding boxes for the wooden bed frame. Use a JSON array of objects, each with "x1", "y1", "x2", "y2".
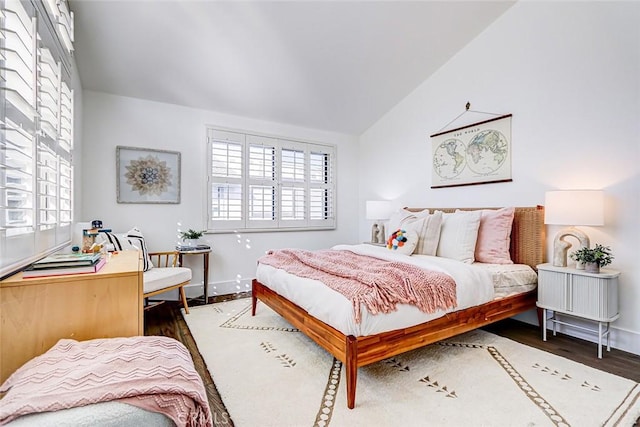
[{"x1": 252, "y1": 206, "x2": 545, "y2": 409}]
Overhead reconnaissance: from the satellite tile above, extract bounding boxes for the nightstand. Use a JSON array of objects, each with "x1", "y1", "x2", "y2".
[{"x1": 536, "y1": 263, "x2": 620, "y2": 358}]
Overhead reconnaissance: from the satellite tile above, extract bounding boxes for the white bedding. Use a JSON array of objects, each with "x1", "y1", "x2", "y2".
[
  {"x1": 256, "y1": 244, "x2": 536, "y2": 337},
  {"x1": 6, "y1": 402, "x2": 174, "y2": 427}
]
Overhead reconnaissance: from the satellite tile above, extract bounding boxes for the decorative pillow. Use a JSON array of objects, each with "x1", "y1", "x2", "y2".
[
  {"x1": 97, "y1": 231, "x2": 135, "y2": 252},
  {"x1": 387, "y1": 209, "x2": 417, "y2": 237},
  {"x1": 386, "y1": 228, "x2": 418, "y2": 255},
  {"x1": 406, "y1": 211, "x2": 443, "y2": 256},
  {"x1": 475, "y1": 207, "x2": 515, "y2": 264},
  {"x1": 126, "y1": 227, "x2": 153, "y2": 271},
  {"x1": 436, "y1": 210, "x2": 482, "y2": 263},
  {"x1": 386, "y1": 209, "x2": 442, "y2": 256}
]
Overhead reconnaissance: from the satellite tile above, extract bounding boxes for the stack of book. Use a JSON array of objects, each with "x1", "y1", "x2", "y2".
[
  {"x1": 23, "y1": 252, "x2": 106, "y2": 278},
  {"x1": 175, "y1": 244, "x2": 211, "y2": 252}
]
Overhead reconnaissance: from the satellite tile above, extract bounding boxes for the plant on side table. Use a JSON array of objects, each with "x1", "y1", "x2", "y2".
[
  {"x1": 180, "y1": 229, "x2": 205, "y2": 247},
  {"x1": 570, "y1": 243, "x2": 614, "y2": 274}
]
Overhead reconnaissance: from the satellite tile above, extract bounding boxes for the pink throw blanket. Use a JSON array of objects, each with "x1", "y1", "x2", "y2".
[
  {"x1": 0, "y1": 336, "x2": 212, "y2": 427},
  {"x1": 258, "y1": 249, "x2": 457, "y2": 323}
]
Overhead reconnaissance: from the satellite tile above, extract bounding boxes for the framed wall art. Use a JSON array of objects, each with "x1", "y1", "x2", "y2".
[
  {"x1": 116, "y1": 146, "x2": 181, "y2": 204},
  {"x1": 430, "y1": 114, "x2": 512, "y2": 189}
]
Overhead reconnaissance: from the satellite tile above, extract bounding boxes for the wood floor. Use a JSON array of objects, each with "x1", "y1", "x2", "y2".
[{"x1": 144, "y1": 298, "x2": 640, "y2": 427}]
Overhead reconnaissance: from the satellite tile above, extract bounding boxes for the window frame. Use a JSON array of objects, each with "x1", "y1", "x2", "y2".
[{"x1": 206, "y1": 127, "x2": 336, "y2": 233}]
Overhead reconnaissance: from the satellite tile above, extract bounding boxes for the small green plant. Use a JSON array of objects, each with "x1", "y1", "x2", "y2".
[
  {"x1": 570, "y1": 244, "x2": 614, "y2": 267},
  {"x1": 180, "y1": 229, "x2": 205, "y2": 240}
]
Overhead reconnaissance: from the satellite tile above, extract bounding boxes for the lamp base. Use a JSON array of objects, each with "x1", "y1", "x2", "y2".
[
  {"x1": 370, "y1": 223, "x2": 379, "y2": 244},
  {"x1": 370, "y1": 223, "x2": 386, "y2": 244},
  {"x1": 552, "y1": 226, "x2": 590, "y2": 267},
  {"x1": 377, "y1": 224, "x2": 386, "y2": 244}
]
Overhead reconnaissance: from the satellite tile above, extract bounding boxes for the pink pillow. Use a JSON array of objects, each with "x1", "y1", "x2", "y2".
[{"x1": 474, "y1": 207, "x2": 515, "y2": 264}]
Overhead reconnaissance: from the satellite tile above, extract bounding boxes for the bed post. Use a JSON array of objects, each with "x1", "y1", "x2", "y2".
[
  {"x1": 346, "y1": 335, "x2": 358, "y2": 409},
  {"x1": 251, "y1": 279, "x2": 258, "y2": 316}
]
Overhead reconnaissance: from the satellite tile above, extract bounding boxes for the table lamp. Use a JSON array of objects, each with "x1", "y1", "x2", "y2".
[
  {"x1": 544, "y1": 190, "x2": 604, "y2": 267},
  {"x1": 366, "y1": 200, "x2": 392, "y2": 244}
]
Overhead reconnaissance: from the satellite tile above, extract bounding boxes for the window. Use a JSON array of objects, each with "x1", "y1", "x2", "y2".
[
  {"x1": 1, "y1": 0, "x2": 75, "y2": 278},
  {"x1": 207, "y1": 128, "x2": 336, "y2": 232}
]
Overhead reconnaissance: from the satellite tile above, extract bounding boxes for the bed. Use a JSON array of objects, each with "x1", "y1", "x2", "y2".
[{"x1": 251, "y1": 206, "x2": 545, "y2": 409}]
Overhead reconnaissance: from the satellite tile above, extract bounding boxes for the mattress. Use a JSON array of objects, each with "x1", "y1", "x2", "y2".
[
  {"x1": 256, "y1": 244, "x2": 537, "y2": 337},
  {"x1": 472, "y1": 261, "x2": 538, "y2": 298}
]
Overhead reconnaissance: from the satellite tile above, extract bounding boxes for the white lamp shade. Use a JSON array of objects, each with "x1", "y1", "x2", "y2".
[
  {"x1": 544, "y1": 190, "x2": 604, "y2": 226},
  {"x1": 366, "y1": 200, "x2": 392, "y2": 220}
]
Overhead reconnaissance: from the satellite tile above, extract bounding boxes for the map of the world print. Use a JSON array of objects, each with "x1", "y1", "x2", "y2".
[{"x1": 430, "y1": 114, "x2": 512, "y2": 188}]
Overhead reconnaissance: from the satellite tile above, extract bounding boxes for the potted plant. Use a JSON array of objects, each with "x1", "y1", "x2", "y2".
[
  {"x1": 180, "y1": 229, "x2": 205, "y2": 247},
  {"x1": 570, "y1": 244, "x2": 613, "y2": 274}
]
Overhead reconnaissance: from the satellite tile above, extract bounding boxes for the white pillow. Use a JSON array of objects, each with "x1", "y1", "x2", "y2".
[
  {"x1": 387, "y1": 209, "x2": 417, "y2": 237},
  {"x1": 97, "y1": 231, "x2": 135, "y2": 252},
  {"x1": 406, "y1": 211, "x2": 443, "y2": 256},
  {"x1": 385, "y1": 228, "x2": 418, "y2": 255},
  {"x1": 386, "y1": 209, "x2": 443, "y2": 256},
  {"x1": 126, "y1": 227, "x2": 154, "y2": 271},
  {"x1": 436, "y1": 210, "x2": 482, "y2": 263}
]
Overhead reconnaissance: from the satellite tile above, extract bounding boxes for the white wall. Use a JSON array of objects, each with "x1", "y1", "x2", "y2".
[
  {"x1": 81, "y1": 91, "x2": 359, "y2": 295},
  {"x1": 359, "y1": 2, "x2": 640, "y2": 354}
]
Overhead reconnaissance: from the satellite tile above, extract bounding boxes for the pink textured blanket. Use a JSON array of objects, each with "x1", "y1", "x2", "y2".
[
  {"x1": 0, "y1": 336, "x2": 212, "y2": 426},
  {"x1": 258, "y1": 249, "x2": 457, "y2": 323}
]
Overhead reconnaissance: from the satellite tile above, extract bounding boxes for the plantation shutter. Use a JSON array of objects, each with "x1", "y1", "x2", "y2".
[
  {"x1": 308, "y1": 144, "x2": 335, "y2": 227},
  {"x1": 247, "y1": 134, "x2": 276, "y2": 229},
  {"x1": 208, "y1": 129, "x2": 244, "y2": 231},
  {"x1": 1, "y1": 0, "x2": 75, "y2": 278},
  {"x1": 279, "y1": 140, "x2": 306, "y2": 228},
  {"x1": 206, "y1": 126, "x2": 336, "y2": 232}
]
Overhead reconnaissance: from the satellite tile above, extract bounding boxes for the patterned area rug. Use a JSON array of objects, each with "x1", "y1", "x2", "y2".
[{"x1": 183, "y1": 299, "x2": 640, "y2": 427}]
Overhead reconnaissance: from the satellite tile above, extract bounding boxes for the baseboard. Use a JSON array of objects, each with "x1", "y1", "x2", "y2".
[
  {"x1": 158, "y1": 278, "x2": 253, "y2": 300},
  {"x1": 205, "y1": 278, "x2": 253, "y2": 297}
]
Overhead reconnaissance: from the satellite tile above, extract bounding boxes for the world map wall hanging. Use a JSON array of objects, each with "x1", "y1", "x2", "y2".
[{"x1": 430, "y1": 113, "x2": 512, "y2": 189}]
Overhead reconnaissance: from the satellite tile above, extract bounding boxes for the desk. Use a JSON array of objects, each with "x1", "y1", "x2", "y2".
[
  {"x1": 0, "y1": 251, "x2": 143, "y2": 382},
  {"x1": 178, "y1": 249, "x2": 212, "y2": 304}
]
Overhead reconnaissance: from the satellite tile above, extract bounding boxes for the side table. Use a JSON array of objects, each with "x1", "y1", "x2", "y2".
[
  {"x1": 178, "y1": 248, "x2": 212, "y2": 304},
  {"x1": 536, "y1": 263, "x2": 620, "y2": 358}
]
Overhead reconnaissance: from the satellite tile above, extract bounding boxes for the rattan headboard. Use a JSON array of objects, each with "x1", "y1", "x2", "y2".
[{"x1": 406, "y1": 206, "x2": 546, "y2": 270}]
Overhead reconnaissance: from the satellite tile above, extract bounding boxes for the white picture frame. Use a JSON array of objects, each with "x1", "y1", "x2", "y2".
[{"x1": 116, "y1": 146, "x2": 181, "y2": 204}]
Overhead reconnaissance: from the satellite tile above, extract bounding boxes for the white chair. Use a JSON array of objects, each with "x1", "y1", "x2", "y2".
[{"x1": 144, "y1": 251, "x2": 191, "y2": 314}]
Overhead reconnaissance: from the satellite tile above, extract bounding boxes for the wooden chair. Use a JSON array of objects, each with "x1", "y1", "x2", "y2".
[{"x1": 144, "y1": 251, "x2": 191, "y2": 314}]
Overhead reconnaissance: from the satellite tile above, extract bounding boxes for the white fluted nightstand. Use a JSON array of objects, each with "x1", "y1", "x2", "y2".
[{"x1": 536, "y1": 263, "x2": 620, "y2": 358}]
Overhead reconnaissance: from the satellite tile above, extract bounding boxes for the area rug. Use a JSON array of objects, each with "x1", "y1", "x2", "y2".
[{"x1": 183, "y1": 299, "x2": 640, "y2": 426}]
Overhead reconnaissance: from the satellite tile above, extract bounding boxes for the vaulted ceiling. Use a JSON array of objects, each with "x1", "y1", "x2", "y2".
[{"x1": 71, "y1": 1, "x2": 514, "y2": 135}]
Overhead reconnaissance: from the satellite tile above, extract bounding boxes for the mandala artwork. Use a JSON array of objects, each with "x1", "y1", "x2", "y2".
[{"x1": 124, "y1": 155, "x2": 173, "y2": 196}]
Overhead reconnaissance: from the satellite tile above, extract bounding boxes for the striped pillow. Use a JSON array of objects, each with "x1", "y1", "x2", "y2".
[
  {"x1": 126, "y1": 227, "x2": 153, "y2": 272},
  {"x1": 99, "y1": 231, "x2": 134, "y2": 251},
  {"x1": 407, "y1": 210, "x2": 443, "y2": 256}
]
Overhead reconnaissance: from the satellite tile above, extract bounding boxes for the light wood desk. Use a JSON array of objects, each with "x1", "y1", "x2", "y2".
[{"x1": 0, "y1": 250, "x2": 142, "y2": 382}]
